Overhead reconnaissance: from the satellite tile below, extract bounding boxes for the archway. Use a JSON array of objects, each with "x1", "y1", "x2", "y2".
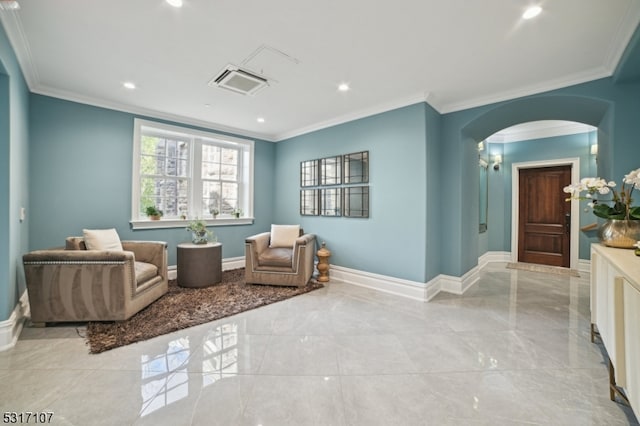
[{"x1": 462, "y1": 95, "x2": 612, "y2": 269}]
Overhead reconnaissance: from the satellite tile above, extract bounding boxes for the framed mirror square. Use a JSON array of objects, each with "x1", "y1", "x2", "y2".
[{"x1": 344, "y1": 151, "x2": 369, "y2": 184}]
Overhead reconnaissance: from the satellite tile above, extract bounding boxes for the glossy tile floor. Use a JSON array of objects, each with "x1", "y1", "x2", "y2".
[{"x1": 1, "y1": 262, "x2": 639, "y2": 425}]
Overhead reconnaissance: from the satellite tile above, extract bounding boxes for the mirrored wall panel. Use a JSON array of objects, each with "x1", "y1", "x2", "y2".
[
  {"x1": 344, "y1": 186, "x2": 369, "y2": 218},
  {"x1": 320, "y1": 156, "x2": 342, "y2": 185},
  {"x1": 300, "y1": 189, "x2": 319, "y2": 216},
  {"x1": 300, "y1": 160, "x2": 318, "y2": 187},
  {"x1": 321, "y1": 188, "x2": 342, "y2": 216},
  {"x1": 344, "y1": 151, "x2": 369, "y2": 184}
]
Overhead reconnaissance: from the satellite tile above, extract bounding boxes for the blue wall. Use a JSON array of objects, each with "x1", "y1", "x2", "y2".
[
  {"x1": 0, "y1": 24, "x2": 30, "y2": 321},
  {"x1": 441, "y1": 79, "x2": 640, "y2": 276},
  {"x1": 486, "y1": 131, "x2": 598, "y2": 260},
  {"x1": 275, "y1": 103, "x2": 430, "y2": 282},
  {"x1": 28, "y1": 95, "x2": 276, "y2": 265},
  {"x1": 2, "y1": 18, "x2": 640, "y2": 322}
]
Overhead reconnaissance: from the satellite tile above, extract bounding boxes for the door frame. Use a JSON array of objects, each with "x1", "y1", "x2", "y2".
[{"x1": 510, "y1": 157, "x2": 580, "y2": 269}]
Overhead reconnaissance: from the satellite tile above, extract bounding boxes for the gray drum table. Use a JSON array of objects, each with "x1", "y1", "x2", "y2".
[{"x1": 177, "y1": 242, "x2": 222, "y2": 288}]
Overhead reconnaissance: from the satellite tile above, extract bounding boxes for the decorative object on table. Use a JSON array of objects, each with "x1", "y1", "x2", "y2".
[
  {"x1": 635, "y1": 241, "x2": 640, "y2": 256},
  {"x1": 232, "y1": 208, "x2": 242, "y2": 218},
  {"x1": 145, "y1": 205, "x2": 163, "y2": 220},
  {"x1": 316, "y1": 241, "x2": 331, "y2": 282},
  {"x1": 86, "y1": 268, "x2": 323, "y2": 353},
  {"x1": 564, "y1": 168, "x2": 640, "y2": 248},
  {"x1": 210, "y1": 208, "x2": 219, "y2": 219},
  {"x1": 185, "y1": 219, "x2": 213, "y2": 244}
]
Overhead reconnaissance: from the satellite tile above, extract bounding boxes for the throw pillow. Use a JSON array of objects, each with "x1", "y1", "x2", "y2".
[
  {"x1": 83, "y1": 228, "x2": 124, "y2": 251},
  {"x1": 270, "y1": 224, "x2": 300, "y2": 248}
]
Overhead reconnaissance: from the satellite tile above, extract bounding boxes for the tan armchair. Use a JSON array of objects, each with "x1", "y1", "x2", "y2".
[
  {"x1": 245, "y1": 230, "x2": 316, "y2": 287},
  {"x1": 22, "y1": 237, "x2": 168, "y2": 324}
]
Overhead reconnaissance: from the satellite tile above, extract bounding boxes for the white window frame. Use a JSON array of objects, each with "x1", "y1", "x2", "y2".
[{"x1": 131, "y1": 118, "x2": 254, "y2": 229}]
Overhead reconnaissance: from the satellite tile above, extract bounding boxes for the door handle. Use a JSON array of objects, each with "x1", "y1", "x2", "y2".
[{"x1": 565, "y1": 213, "x2": 571, "y2": 234}]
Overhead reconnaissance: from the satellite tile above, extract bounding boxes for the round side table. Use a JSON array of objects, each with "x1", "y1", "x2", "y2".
[{"x1": 177, "y1": 242, "x2": 222, "y2": 288}]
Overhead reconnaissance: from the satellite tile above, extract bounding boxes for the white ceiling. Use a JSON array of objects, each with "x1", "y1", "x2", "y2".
[{"x1": 1, "y1": 0, "x2": 639, "y2": 142}]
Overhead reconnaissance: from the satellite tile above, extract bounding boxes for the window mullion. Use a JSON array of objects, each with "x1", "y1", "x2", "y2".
[{"x1": 191, "y1": 137, "x2": 203, "y2": 218}]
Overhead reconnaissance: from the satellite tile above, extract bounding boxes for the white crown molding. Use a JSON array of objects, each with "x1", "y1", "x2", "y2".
[
  {"x1": 487, "y1": 121, "x2": 596, "y2": 143},
  {"x1": 274, "y1": 92, "x2": 431, "y2": 141},
  {"x1": 0, "y1": 9, "x2": 38, "y2": 87},
  {"x1": 30, "y1": 85, "x2": 278, "y2": 142},
  {"x1": 438, "y1": 66, "x2": 612, "y2": 114},
  {"x1": 3, "y1": 2, "x2": 638, "y2": 144},
  {"x1": 0, "y1": 291, "x2": 28, "y2": 352},
  {"x1": 605, "y1": 0, "x2": 640, "y2": 76}
]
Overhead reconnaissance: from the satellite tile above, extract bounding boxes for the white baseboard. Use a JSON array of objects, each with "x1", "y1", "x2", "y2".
[
  {"x1": 222, "y1": 256, "x2": 246, "y2": 271},
  {"x1": 578, "y1": 259, "x2": 591, "y2": 274},
  {"x1": 330, "y1": 265, "x2": 434, "y2": 301},
  {"x1": 330, "y1": 263, "x2": 482, "y2": 303},
  {"x1": 0, "y1": 291, "x2": 29, "y2": 352},
  {"x1": 437, "y1": 265, "x2": 481, "y2": 296},
  {"x1": 479, "y1": 251, "x2": 512, "y2": 267}
]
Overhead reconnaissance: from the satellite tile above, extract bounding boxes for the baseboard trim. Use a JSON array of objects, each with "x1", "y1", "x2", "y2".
[
  {"x1": 0, "y1": 291, "x2": 29, "y2": 352},
  {"x1": 330, "y1": 265, "x2": 433, "y2": 302},
  {"x1": 330, "y1": 264, "x2": 481, "y2": 302},
  {"x1": 479, "y1": 251, "x2": 512, "y2": 267},
  {"x1": 578, "y1": 259, "x2": 591, "y2": 274},
  {"x1": 437, "y1": 265, "x2": 481, "y2": 296}
]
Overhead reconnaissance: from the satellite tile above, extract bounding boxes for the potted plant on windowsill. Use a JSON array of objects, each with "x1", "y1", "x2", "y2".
[
  {"x1": 564, "y1": 168, "x2": 640, "y2": 248},
  {"x1": 232, "y1": 208, "x2": 243, "y2": 219},
  {"x1": 145, "y1": 206, "x2": 163, "y2": 221},
  {"x1": 186, "y1": 219, "x2": 214, "y2": 244}
]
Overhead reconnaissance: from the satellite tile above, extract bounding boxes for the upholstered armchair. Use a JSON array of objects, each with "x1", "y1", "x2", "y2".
[
  {"x1": 22, "y1": 235, "x2": 168, "y2": 325},
  {"x1": 245, "y1": 225, "x2": 316, "y2": 287}
]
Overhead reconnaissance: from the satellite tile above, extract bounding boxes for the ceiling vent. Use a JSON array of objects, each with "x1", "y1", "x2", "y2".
[{"x1": 209, "y1": 65, "x2": 268, "y2": 96}]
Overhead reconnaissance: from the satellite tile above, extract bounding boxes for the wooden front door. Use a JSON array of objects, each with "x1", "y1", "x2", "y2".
[{"x1": 518, "y1": 165, "x2": 572, "y2": 267}]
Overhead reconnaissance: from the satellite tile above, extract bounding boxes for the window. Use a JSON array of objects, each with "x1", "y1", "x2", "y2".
[{"x1": 132, "y1": 119, "x2": 254, "y2": 228}]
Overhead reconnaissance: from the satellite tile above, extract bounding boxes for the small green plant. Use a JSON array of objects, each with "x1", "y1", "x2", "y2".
[
  {"x1": 145, "y1": 206, "x2": 163, "y2": 219},
  {"x1": 232, "y1": 208, "x2": 243, "y2": 218},
  {"x1": 186, "y1": 219, "x2": 214, "y2": 244}
]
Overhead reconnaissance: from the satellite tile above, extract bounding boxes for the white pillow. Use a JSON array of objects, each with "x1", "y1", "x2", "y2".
[
  {"x1": 269, "y1": 225, "x2": 300, "y2": 248},
  {"x1": 83, "y1": 228, "x2": 124, "y2": 251}
]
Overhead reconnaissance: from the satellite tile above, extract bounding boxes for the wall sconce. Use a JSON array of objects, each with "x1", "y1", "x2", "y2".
[
  {"x1": 590, "y1": 144, "x2": 598, "y2": 156},
  {"x1": 493, "y1": 154, "x2": 502, "y2": 171}
]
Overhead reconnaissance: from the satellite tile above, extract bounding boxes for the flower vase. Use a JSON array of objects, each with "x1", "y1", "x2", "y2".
[
  {"x1": 598, "y1": 219, "x2": 640, "y2": 248},
  {"x1": 191, "y1": 231, "x2": 208, "y2": 245}
]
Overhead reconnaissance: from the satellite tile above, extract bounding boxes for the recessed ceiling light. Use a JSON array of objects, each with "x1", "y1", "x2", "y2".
[
  {"x1": 522, "y1": 6, "x2": 542, "y2": 20},
  {"x1": 204, "y1": 103, "x2": 211, "y2": 108},
  {"x1": 123, "y1": 82, "x2": 136, "y2": 90},
  {"x1": 166, "y1": 0, "x2": 183, "y2": 7},
  {"x1": 257, "y1": 117, "x2": 265, "y2": 123},
  {"x1": 338, "y1": 83, "x2": 350, "y2": 92}
]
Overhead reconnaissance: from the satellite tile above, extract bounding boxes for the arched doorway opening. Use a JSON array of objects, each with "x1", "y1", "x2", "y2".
[{"x1": 462, "y1": 95, "x2": 611, "y2": 270}]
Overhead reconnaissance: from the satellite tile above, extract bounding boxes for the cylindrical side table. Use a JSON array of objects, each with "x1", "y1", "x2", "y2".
[{"x1": 177, "y1": 242, "x2": 222, "y2": 288}]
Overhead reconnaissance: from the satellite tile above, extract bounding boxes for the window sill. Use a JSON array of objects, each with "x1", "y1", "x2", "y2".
[{"x1": 130, "y1": 217, "x2": 255, "y2": 230}]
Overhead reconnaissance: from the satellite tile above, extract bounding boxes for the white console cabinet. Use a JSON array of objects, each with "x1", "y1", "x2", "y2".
[{"x1": 591, "y1": 243, "x2": 640, "y2": 416}]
